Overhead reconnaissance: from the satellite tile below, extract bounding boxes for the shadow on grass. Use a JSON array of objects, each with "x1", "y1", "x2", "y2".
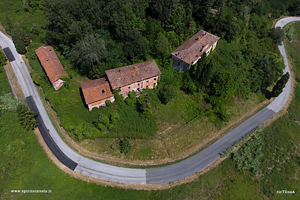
[
  {"x1": 79, "y1": 87, "x2": 88, "y2": 108},
  {"x1": 261, "y1": 89, "x2": 272, "y2": 99}
]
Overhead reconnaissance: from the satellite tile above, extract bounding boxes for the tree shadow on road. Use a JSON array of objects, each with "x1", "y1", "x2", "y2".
[{"x1": 261, "y1": 89, "x2": 272, "y2": 100}]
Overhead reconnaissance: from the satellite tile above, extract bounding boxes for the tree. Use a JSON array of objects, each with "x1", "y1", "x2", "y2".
[
  {"x1": 11, "y1": 29, "x2": 26, "y2": 54},
  {"x1": 158, "y1": 85, "x2": 176, "y2": 104},
  {"x1": 20, "y1": 30, "x2": 30, "y2": 46},
  {"x1": 268, "y1": 27, "x2": 284, "y2": 45},
  {"x1": 181, "y1": 71, "x2": 196, "y2": 94},
  {"x1": 119, "y1": 138, "x2": 131, "y2": 154},
  {"x1": 69, "y1": 33, "x2": 107, "y2": 75},
  {"x1": 148, "y1": 0, "x2": 180, "y2": 21},
  {"x1": 271, "y1": 72, "x2": 290, "y2": 97}
]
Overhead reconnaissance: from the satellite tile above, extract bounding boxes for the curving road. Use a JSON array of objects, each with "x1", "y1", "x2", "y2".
[{"x1": 0, "y1": 17, "x2": 298, "y2": 184}]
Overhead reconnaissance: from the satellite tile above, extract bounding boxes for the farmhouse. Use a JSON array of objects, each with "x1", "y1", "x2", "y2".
[
  {"x1": 35, "y1": 46, "x2": 68, "y2": 90},
  {"x1": 105, "y1": 61, "x2": 161, "y2": 98},
  {"x1": 81, "y1": 78, "x2": 115, "y2": 111},
  {"x1": 81, "y1": 61, "x2": 161, "y2": 111},
  {"x1": 171, "y1": 30, "x2": 219, "y2": 72}
]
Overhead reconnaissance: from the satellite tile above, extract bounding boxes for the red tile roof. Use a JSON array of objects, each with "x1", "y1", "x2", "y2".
[
  {"x1": 105, "y1": 61, "x2": 161, "y2": 89},
  {"x1": 35, "y1": 46, "x2": 67, "y2": 84},
  {"x1": 81, "y1": 78, "x2": 113, "y2": 104},
  {"x1": 171, "y1": 30, "x2": 219, "y2": 65}
]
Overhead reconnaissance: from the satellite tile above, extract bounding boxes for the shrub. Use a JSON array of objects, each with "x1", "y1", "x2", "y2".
[
  {"x1": 11, "y1": 29, "x2": 26, "y2": 54},
  {"x1": 268, "y1": 27, "x2": 284, "y2": 45},
  {"x1": 119, "y1": 138, "x2": 131, "y2": 154},
  {"x1": 158, "y1": 85, "x2": 176, "y2": 104},
  {"x1": 105, "y1": 100, "x2": 112, "y2": 106},
  {"x1": 271, "y1": 72, "x2": 290, "y2": 97},
  {"x1": 17, "y1": 104, "x2": 37, "y2": 131}
]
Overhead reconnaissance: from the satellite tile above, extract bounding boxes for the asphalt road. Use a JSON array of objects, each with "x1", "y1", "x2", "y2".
[{"x1": 0, "y1": 17, "x2": 299, "y2": 184}]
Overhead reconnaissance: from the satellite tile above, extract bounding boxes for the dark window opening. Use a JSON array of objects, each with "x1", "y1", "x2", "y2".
[
  {"x1": 102, "y1": 90, "x2": 105, "y2": 93},
  {"x1": 154, "y1": 83, "x2": 156, "y2": 87},
  {"x1": 138, "y1": 83, "x2": 140, "y2": 86},
  {"x1": 128, "y1": 86, "x2": 131, "y2": 90},
  {"x1": 154, "y1": 78, "x2": 156, "y2": 80}
]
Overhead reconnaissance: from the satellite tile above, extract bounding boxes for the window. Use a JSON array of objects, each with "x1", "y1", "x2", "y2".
[
  {"x1": 146, "y1": 80, "x2": 149, "y2": 83},
  {"x1": 154, "y1": 83, "x2": 156, "y2": 87},
  {"x1": 138, "y1": 83, "x2": 140, "y2": 86},
  {"x1": 154, "y1": 78, "x2": 156, "y2": 81},
  {"x1": 102, "y1": 90, "x2": 105, "y2": 93},
  {"x1": 128, "y1": 86, "x2": 131, "y2": 90}
]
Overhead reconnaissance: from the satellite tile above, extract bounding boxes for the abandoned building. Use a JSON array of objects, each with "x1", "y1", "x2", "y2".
[
  {"x1": 105, "y1": 61, "x2": 161, "y2": 98},
  {"x1": 81, "y1": 78, "x2": 115, "y2": 111},
  {"x1": 171, "y1": 30, "x2": 219, "y2": 72},
  {"x1": 81, "y1": 61, "x2": 161, "y2": 111},
  {"x1": 35, "y1": 46, "x2": 68, "y2": 90}
]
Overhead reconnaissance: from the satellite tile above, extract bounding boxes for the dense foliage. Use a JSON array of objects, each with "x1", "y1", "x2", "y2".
[
  {"x1": 11, "y1": 29, "x2": 26, "y2": 54},
  {"x1": 8, "y1": 0, "x2": 300, "y2": 140}
]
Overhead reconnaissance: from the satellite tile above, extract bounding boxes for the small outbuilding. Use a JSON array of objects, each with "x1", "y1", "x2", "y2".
[
  {"x1": 81, "y1": 78, "x2": 115, "y2": 111},
  {"x1": 171, "y1": 30, "x2": 219, "y2": 72},
  {"x1": 35, "y1": 46, "x2": 67, "y2": 90}
]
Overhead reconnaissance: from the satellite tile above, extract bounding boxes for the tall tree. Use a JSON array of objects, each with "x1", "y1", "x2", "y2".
[
  {"x1": 11, "y1": 29, "x2": 26, "y2": 54},
  {"x1": 271, "y1": 72, "x2": 290, "y2": 97},
  {"x1": 69, "y1": 34, "x2": 107, "y2": 75}
]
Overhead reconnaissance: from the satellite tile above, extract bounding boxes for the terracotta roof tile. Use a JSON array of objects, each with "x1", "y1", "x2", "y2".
[
  {"x1": 105, "y1": 61, "x2": 161, "y2": 89},
  {"x1": 171, "y1": 30, "x2": 219, "y2": 65},
  {"x1": 35, "y1": 46, "x2": 67, "y2": 84},
  {"x1": 81, "y1": 78, "x2": 113, "y2": 104}
]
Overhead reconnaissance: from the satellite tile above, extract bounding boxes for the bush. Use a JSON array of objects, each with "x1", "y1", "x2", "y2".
[
  {"x1": 11, "y1": 29, "x2": 26, "y2": 54},
  {"x1": 105, "y1": 100, "x2": 112, "y2": 106},
  {"x1": 158, "y1": 85, "x2": 176, "y2": 104},
  {"x1": 268, "y1": 27, "x2": 284, "y2": 45},
  {"x1": 17, "y1": 104, "x2": 37, "y2": 131},
  {"x1": 119, "y1": 138, "x2": 131, "y2": 154},
  {"x1": 271, "y1": 72, "x2": 290, "y2": 97}
]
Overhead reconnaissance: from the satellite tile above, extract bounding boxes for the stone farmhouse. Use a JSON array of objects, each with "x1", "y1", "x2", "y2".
[
  {"x1": 81, "y1": 61, "x2": 161, "y2": 111},
  {"x1": 171, "y1": 30, "x2": 219, "y2": 72},
  {"x1": 35, "y1": 46, "x2": 68, "y2": 90}
]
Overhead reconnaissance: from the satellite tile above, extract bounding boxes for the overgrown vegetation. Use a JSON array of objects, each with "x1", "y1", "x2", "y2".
[
  {"x1": 17, "y1": 104, "x2": 37, "y2": 131},
  {"x1": 20, "y1": 0, "x2": 289, "y2": 142},
  {"x1": 1, "y1": 0, "x2": 299, "y2": 160},
  {"x1": 1, "y1": 9, "x2": 300, "y2": 200}
]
